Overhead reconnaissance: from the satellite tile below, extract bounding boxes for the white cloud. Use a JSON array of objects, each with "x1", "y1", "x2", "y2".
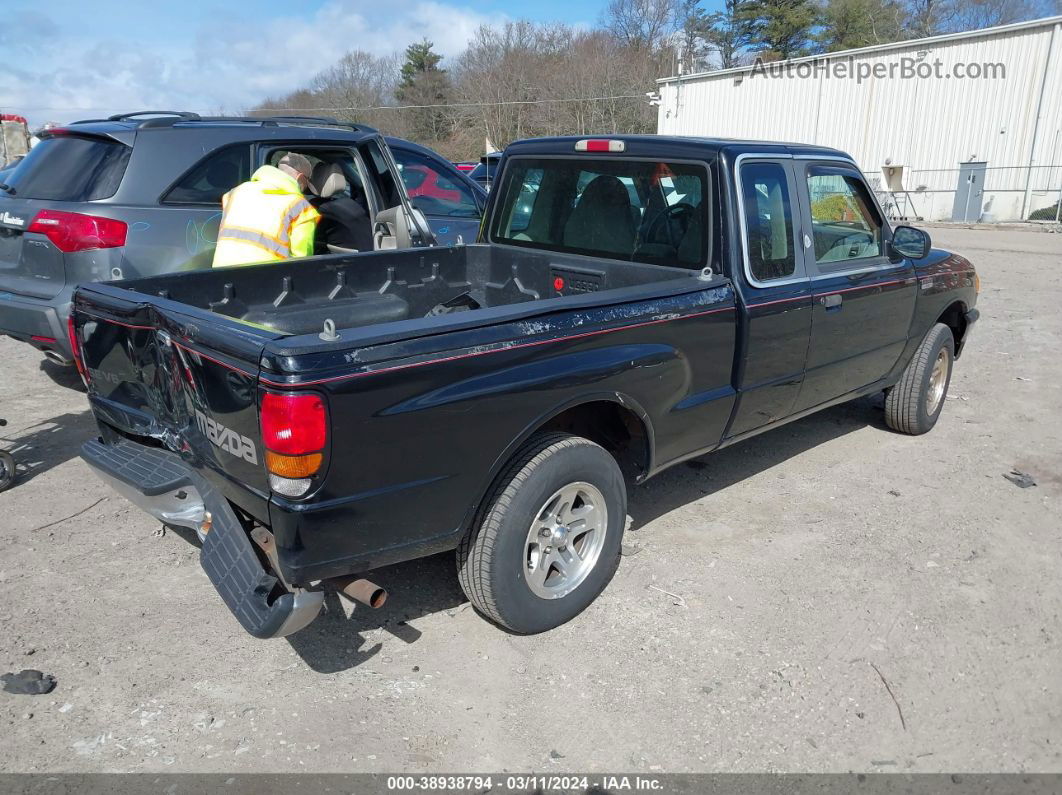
[{"x1": 0, "y1": 0, "x2": 504, "y2": 126}]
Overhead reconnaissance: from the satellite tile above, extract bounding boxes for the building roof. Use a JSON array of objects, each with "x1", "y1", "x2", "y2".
[{"x1": 658, "y1": 14, "x2": 1062, "y2": 85}]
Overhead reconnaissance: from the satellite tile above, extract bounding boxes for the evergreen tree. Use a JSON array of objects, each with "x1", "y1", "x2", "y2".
[
  {"x1": 744, "y1": 0, "x2": 818, "y2": 59},
  {"x1": 399, "y1": 39, "x2": 445, "y2": 91},
  {"x1": 705, "y1": 0, "x2": 756, "y2": 68},
  {"x1": 676, "y1": 0, "x2": 712, "y2": 72},
  {"x1": 818, "y1": 0, "x2": 905, "y2": 50},
  {"x1": 396, "y1": 39, "x2": 453, "y2": 143}
]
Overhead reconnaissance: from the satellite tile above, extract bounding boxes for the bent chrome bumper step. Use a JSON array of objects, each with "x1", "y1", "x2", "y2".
[{"x1": 81, "y1": 438, "x2": 323, "y2": 638}]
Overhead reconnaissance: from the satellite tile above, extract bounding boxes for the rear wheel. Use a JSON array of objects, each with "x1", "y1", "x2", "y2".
[
  {"x1": 457, "y1": 432, "x2": 626, "y2": 634},
  {"x1": 0, "y1": 450, "x2": 16, "y2": 492},
  {"x1": 884, "y1": 322, "x2": 954, "y2": 435}
]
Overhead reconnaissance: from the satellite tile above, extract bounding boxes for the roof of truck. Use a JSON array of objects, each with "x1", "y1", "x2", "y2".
[{"x1": 505, "y1": 134, "x2": 852, "y2": 161}]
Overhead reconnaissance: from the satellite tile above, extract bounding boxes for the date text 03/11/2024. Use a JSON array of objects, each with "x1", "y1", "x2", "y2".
[{"x1": 385, "y1": 775, "x2": 665, "y2": 791}]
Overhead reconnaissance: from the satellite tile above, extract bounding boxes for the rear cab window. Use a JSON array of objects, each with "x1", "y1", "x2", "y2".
[
  {"x1": 3, "y1": 134, "x2": 131, "y2": 201},
  {"x1": 489, "y1": 157, "x2": 710, "y2": 269}
]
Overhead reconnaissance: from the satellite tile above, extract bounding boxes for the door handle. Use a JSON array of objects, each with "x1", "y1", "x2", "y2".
[{"x1": 820, "y1": 294, "x2": 842, "y2": 309}]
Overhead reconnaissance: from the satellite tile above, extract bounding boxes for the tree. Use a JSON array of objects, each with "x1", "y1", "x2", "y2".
[
  {"x1": 309, "y1": 51, "x2": 400, "y2": 127},
  {"x1": 904, "y1": 0, "x2": 950, "y2": 35},
  {"x1": 705, "y1": 0, "x2": 756, "y2": 68},
  {"x1": 817, "y1": 0, "x2": 905, "y2": 50},
  {"x1": 399, "y1": 39, "x2": 444, "y2": 90},
  {"x1": 743, "y1": 0, "x2": 819, "y2": 59},
  {"x1": 946, "y1": 0, "x2": 1051, "y2": 30},
  {"x1": 396, "y1": 39, "x2": 454, "y2": 144},
  {"x1": 601, "y1": 0, "x2": 680, "y2": 50},
  {"x1": 676, "y1": 0, "x2": 712, "y2": 72}
]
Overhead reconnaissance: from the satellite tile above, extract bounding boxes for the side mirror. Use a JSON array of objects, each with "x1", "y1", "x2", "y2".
[{"x1": 890, "y1": 225, "x2": 931, "y2": 260}]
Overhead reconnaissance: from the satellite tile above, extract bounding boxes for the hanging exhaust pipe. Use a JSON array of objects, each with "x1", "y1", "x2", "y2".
[
  {"x1": 333, "y1": 576, "x2": 387, "y2": 608},
  {"x1": 43, "y1": 350, "x2": 73, "y2": 367}
]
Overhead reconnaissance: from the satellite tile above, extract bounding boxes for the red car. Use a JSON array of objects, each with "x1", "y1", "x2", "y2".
[{"x1": 401, "y1": 163, "x2": 464, "y2": 204}]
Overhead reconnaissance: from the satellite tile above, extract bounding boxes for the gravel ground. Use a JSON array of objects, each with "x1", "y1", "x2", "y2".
[{"x1": 0, "y1": 227, "x2": 1059, "y2": 774}]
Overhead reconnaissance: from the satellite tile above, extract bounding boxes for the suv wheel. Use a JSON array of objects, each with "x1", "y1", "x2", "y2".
[{"x1": 457, "y1": 432, "x2": 626, "y2": 633}]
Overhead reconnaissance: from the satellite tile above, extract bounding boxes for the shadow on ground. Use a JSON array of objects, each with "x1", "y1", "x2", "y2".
[
  {"x1": 282, "y1": 396, "x2": 887, "y2": 673},
  {"x1": 0, "y1": 410, "x2": 95, "y2": 489},
  {"x1": 286, "y1": 552, "x2": 468, "y2": 674},
  {"x1": 628, "y1": 394, "x2": 885, "y2": 528},
  {"x1": 38, "y1": 358, "x2": 87, "y2": 393}
]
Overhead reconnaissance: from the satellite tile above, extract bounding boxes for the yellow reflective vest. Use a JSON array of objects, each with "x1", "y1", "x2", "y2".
[{"x1": 212, "y1": 165, "x2": 320, "y2": 268}]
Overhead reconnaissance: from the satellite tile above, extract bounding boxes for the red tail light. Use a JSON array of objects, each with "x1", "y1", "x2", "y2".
[
  {"x1": 28, "y1": 210, "x2": 127, "y2": 253},
  {"x1": 261, "y1": 392, "x2": 326, "y2": 454},
  {"x1": 260, "y1": 392, "x2": 327, "y2": 491},
  {"x1": 67, "y1": 313, "x2": 88, "y2": 384}
]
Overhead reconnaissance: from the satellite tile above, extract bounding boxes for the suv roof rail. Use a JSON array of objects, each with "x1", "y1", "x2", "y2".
[
  {"x1": 106, "y1": 111, "x2": 201, "y2": 120},
  {"x1": 68, "y1": 112, "x2": 377, "y2": 134},
  {"x1": 68, "y1": 111, "x2": 203, "y2": 129},
  {"x1": 255, "y1": 115, "x2": 378, "y2": 133},
  {"x1": 171, "y1": 114, "x2": 377, "y2": 133},
  {"x1": 107, "y1": 111, "x2": 202, "y2": 122}
]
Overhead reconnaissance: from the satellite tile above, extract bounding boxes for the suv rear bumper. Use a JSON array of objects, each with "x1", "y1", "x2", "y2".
[
  {"x1": 81, "y1": 438, "x2": 323, "y2": 638},
  {"x1": 0, "y1": 289, "x2": 71, "y2": 360}
]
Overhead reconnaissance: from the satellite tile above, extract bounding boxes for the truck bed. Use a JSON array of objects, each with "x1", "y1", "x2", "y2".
[{"x1": 117, "y1": 243, "x2": 703, "y2": 341}]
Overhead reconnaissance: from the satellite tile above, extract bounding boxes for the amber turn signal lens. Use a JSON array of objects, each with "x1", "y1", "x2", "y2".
[
  {"x1": 974, "y1": 272, "x2": 981, "y2": 294},
  {"x1": 265, "y1": 451, "x2": 323, "y2": 478}
]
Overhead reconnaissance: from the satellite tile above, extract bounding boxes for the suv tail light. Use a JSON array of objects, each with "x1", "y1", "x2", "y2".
[
  {"x1": 28, "y1": 209, "x2": 127, "y2": 253},
  {"x1": 67, "y1": 313, "x2": 88, "y2": 385},
  {"x1": 260, "y1": 391, "x2": 327, "y2": 496}
]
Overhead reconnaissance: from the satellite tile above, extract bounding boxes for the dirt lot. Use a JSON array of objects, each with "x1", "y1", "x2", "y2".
[{"x1": 0, "y1": 227, "x2": 1059, "y2": 774}]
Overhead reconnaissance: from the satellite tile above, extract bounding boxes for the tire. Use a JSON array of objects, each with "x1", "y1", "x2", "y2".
[
  {"x1": 457, "y1": 432, "x2": 627, "y2": 634},
  {"x1": 884, "y1": 322, "x2": 955, "y2": 435},
  {"x1": 0, "y1": 450, "x2": 15, "y2": 492}
]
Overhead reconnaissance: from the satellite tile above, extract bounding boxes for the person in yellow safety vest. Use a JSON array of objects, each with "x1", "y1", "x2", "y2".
[{"x1": 212, "y1": 153, "x2": 321, "y2": 268}]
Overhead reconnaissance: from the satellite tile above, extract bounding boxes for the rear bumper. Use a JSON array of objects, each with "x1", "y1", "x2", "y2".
[
  {"x1": 0, "y1": 289, "x2": 71, "y2": 359},
  {"x1": 81, "y1": 438, "x2": 323, "y2": 638}
]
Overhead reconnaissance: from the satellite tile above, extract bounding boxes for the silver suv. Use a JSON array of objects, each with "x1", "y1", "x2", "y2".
[{"x1": 0, "y1": 112, "x2": 485, "y2": 364}]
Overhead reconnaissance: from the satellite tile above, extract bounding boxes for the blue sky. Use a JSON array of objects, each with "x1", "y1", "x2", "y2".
[{"x1": 0, "y1": 0, "x2": 626, "y2": 127}]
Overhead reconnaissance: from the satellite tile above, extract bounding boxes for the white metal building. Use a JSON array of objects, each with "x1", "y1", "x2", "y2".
[{"x1": 656, "y1": 16, "x2": 1062, "y2": 222}]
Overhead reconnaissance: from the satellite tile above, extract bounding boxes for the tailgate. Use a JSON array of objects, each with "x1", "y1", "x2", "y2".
[
  {"x1": 0, "y1": 197, "x2": 66, "y2": 299},
  {"x1": 72, "y1": 284, "x2": 280, "y2": 505}
]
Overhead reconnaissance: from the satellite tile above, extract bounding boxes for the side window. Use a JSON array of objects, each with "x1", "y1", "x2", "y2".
[
  {"x1": 266, "y1": 148, "x2": 368, "y2": 205},
  {"x1": 392, "y1": 149, "x2": 479, "y2": 218},
  {"x1": 740, "y1": 162, "x2": 796, "y2": 282},
  {"x1": 806, "y1": 167, "x2": 883, "y2": 264},
  {"x1": 163, "y1": 145, "x2": 251, "y2": 205}
]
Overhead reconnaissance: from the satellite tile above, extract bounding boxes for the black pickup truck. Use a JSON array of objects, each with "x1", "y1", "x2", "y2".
[{"x1": 72, "y1": 135, "x2": 979, "y2": 637}]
